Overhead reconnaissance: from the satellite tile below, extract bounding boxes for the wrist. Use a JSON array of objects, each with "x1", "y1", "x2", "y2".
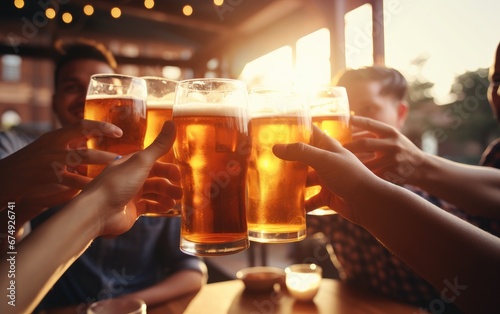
[
  {"x1": 406, "y1": 152, "x2": 434, "y2": 185},
  {"x1": 63, "y1": 192, "x2": 103, "y2": 240}
]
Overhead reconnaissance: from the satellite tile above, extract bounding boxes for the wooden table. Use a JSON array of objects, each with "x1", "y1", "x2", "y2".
[
  {"x1": 46, "y1": 279, "x2": 425, "y2": 314},
  {"x1": 175, "y1": 279, "x2": 424, "y2": 314}
]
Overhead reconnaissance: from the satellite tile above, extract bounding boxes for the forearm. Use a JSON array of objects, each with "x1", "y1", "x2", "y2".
[
  {"x1": 355, "y1": 179, "x2": 500, "y2": 313},
  {"x1": 0, "y1": 194, "x2": 100, "y2": 313},
  {"x1": 124, "y1": 269, "x2": 204, "y2": 306},
  {"x1": 410, "y1": 153, "x2": 500, "y2": 218}
]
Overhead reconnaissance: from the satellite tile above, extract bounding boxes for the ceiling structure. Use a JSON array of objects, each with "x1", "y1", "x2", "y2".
[{"x1": 0, "y1": 0, "x2": 383, "y2": 77}]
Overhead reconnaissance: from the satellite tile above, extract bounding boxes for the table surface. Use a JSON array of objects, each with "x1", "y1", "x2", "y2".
[{"x1": 148, "y1": 278, "x2": 423, "y2": 314}]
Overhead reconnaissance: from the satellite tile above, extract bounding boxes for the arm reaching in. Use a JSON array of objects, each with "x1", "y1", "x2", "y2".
[
  {"x1": 273, "y1": 125, "x2": 500, "y2": 314},
  {"x1": 0, "y1": 121, "x2": 182, "y2": 314},
  {"x1": 0, "y1": 120, "x2": 123, "y2": 227},
  {"x1": 344, "y1": 115, "x2": 500, "y2": 218}
]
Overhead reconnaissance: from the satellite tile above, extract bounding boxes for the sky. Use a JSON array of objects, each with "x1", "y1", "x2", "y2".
[{"x1": 376, "y1": 0, "x2": 500, "y2": 104}]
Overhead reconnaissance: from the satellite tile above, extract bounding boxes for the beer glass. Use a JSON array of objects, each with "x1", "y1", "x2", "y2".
[
  {"x1": 84, "y1": 74, "x2": 147, "y2": 177},
  {"x1": 142, "y1": 77, "x2": 180, "y2": 217},
  {"x1": 172, "y1": 78, "x2": 250, "y2": 256},
  {"x1": 306, "y1": 86, "x2": 351, "y2": 215},
  {"x1": 247, "y1": 89, "x2": 311, "y2": 243}
]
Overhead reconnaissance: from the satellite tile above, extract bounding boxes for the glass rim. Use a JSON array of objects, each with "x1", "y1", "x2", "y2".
[
  {"x1": 90, "y1": 73, "x2": 143, "y2": 81},
  {"x1": 177, "y1": 77, "x2": 247, "y2": 91},
  {"x1": 140, "y1": 76, "x2": 179, "y2": 84},
  {"x1": 285, "y1": 263, "x2": 323, "y2": 273}
]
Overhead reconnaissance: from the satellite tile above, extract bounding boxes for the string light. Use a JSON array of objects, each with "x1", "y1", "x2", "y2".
[
  {"x1": 14, "y1": 0, "x2": 24, "y2": 9},
  {"x1": 45, "y1": 8, "x2": 56, "y2": 19},
  {"x1": 182, "y1": 5, "x2": 193, "y2": 16},
  {"x1": 214, "y1": 0, "x2": 224, "y2": 6},
  {"x1": 144, "y1": 0, "x2": 154, "y2": 9},
  {"x1": 62, "y1": 12, "x2": 73, "y2": 23},
  {"x1": 83, "y1": 5, "x2": 94, "y2": 16},
  {"x1": 111, "y1": 7, "x2": 121, "y2": 18}
]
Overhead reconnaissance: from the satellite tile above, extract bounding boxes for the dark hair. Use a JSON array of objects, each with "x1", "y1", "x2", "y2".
[
  {"x1": 333, "y1": 66, "x2": 408, "y2": 101},
  {"x1": 53, "y1": 38, "x2": 117, "y2": 88}
]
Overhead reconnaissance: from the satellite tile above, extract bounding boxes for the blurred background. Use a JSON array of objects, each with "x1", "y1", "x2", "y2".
[
  {"x1": 0, "y1": 0, "x2": 499, "y2": 164},
  {"x1": 1, "y1": 0, "x2": 500, "y2": 283}
]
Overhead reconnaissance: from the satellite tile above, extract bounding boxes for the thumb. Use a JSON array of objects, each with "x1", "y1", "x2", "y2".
[{"x1": 143, "y1": 120, "x2": 176, "y2": 161}]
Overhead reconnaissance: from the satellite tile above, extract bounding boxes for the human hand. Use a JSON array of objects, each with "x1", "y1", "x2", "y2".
[
  {"x1": 1, "y1": 119, "x2": 122, "y2": 199},
  {"x1": 343, "y1": 116, "x2": 426, "y2": 185},
  {"x1": 273, "y1": 125, "x2": 379, "y2": 223},
  {"x1": 80, "y1": 121, "x2": 182, "y2": 237},
  {"x1": 0, "y1": 120, "x2": 123, "y2": 228}
]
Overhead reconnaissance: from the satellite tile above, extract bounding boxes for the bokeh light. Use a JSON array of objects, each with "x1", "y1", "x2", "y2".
[
  {"x1": 62, "y1": 12, "x2": 73, "y2": 24},
  {"x1": 111, "y1": 7, "x2": 122, "y2": 18},
  {"x1": 183, "y1": 5, "x2": 193, "y2": 16},
  {"x1": 45, "y1": 8, "x2": 56, "y2": 19},
  {"x1": 83, "y1": 5, "x2": 94, "y2": 16}
]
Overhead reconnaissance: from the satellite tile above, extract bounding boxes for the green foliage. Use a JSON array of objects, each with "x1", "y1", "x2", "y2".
[{"x1": 443, "y1": 68, "x2": 499, "y2": 149}]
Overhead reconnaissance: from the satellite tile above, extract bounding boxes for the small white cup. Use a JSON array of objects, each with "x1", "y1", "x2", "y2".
[
  {"x1": 285, "y1": 264, "x2": 322, "y2": 302},
  {"x1": 87, "y1": 298, "x2": 147, "y2": 314}
]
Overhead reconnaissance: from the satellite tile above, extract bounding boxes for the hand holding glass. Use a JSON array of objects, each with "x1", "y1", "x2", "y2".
[
  {"x1": 247, "y1": 89, "x2": 311, "y2": 243},
  {"x1": 84, "y1": 74, "x2": 147, "y2": 177},
  {"x1": 306, "y1": 86, "x2": 351, "y2": 215},
  {"x1": 142, "y1": 76, "x2": 180, "y2": 217}
]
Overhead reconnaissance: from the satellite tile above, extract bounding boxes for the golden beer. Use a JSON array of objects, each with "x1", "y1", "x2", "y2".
[
  {"x1": 312, "y1": 114, "x2": 351, "y2": 144},
  {"x1": 247, "y1": 114, "x2": 311, "y2": 242},
  {"x1": 306, "y1": 86, "x2": 351, "y2": 215},
  {"x1": 173, "y1": 104, "x2": 250, "y2": 255},
  {"x1": 84, "y1": 95, "x2": 146, "y2": 177},
  {"x1": 144, "y1": 101, "x2": 174, "y2": 162},
  {"x1": 305, "y1": 114, "x2": 351, "y2": 214},
  {"x1": 143, "y1": 101, "x2": 179, "y2": 217}
]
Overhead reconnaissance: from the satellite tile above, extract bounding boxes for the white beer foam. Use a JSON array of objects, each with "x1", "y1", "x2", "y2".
[
  {"x1": 147, "y1": 100, "x2": 174, "y2": 109},
  {"x1": 173, "y1": 102, "x2": 248, "y2": 117},
  {"x1": 250, "y1": 109, "x2": 308, "y2": 119},
  {"x1": 86, "y1": 94, "x2": 143, "y2": 101}
]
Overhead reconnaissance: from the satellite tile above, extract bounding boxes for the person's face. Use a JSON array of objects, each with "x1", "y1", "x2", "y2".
[
  {"x1": 344, "y1": 80, "x2": 408, "y2": 130},
  {"x1": 488, "y1": 55, "x2": 500, "y2": 123},
  {"x1": 52, "y1": 59, "x2": 114, "y2": 127}
]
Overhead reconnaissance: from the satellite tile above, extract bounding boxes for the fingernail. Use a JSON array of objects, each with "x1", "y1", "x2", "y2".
[{"x1": 114, "y1": 155, "x2": 123, "y2": 161}]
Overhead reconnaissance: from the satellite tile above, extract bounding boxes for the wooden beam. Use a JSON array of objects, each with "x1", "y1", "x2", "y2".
[{"x1": 0, "y1": 43, "x2": 194, "y2": 68}]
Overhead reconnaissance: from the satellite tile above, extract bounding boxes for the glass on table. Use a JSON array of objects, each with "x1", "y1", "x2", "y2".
[
  {"x1": 142, "y1": 76, "x2": 180, "y2": 217},
  {"x1": 247, "y1": 88, "x2": 312, "y2": 243},
  {"x1": 84, "y1": 74, "x2": 147, "y2": 177},
  {"x1": 172, "y1": 78, "x2": 250, "y2": 256},
  {"x1": 306, "y1": 86, "x2": 351, "y2": 215},
  {"x1": 285, "y1": 263, "x2": 322, "y2": 302}
]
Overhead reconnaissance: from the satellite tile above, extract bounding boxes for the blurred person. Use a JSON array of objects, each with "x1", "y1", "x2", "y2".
[
  {"x1": 0, "y1": 39, "x2": 206, "y2": 310},
  {"x1": 272, "y1": 124, "x2": 500, "y2": 314},
  {"x1": 0, "y1": 122, "x2": 185, "y2": 314},
  {"x1": 480, "y1": 41, "x2": 500, "y2": 167},
  {"x1": 0, "y1": 38, "x2": 119, "y2": 243},
  {"x1": 306, "y1": 66, "x2": 499, "y2": 312}
]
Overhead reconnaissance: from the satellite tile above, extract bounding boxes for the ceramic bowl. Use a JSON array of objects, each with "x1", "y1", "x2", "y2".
[{"x1": 236, "y1": 266, "x2": 285, "y2": 293}]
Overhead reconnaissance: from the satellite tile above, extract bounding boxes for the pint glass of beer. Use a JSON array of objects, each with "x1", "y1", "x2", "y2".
[
  {"x1": 84, "y1": 74, "x2": 147, "y2": 177},
  {"x1": 142, "y1": 77, "x2": 180, "y2": 217},
  {"x1": 172, "y1": 78, "x2": 250, "y2": 256},
  {"x1": 247, "y1": 89, "x2": 312, "y2": 243},
  {"x1": 306, "y1": 86, "x2": 351, "y2": 215}
]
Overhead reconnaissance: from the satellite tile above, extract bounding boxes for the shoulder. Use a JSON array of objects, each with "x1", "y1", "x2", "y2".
[{"x1": 0, "y1": 124, "x2": 48, "y2": 158}]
